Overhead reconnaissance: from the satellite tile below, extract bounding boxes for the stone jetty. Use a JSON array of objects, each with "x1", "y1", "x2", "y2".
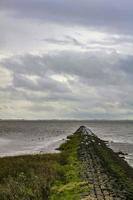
[
  {"x1": 75, "y1": 126, "x2": 133, "y2": 200},
  {"x1": 0, "y1": 125, "x2": 132, "y2": 200}
]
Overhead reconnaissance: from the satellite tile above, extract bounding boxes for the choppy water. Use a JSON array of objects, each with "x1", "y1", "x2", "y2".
[{"x1": 0, "y1": 120, "x2": 133, "y2": 167}]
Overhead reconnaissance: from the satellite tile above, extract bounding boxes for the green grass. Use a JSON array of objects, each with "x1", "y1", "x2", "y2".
[
  {"x1": 0, "y1": 154, "x2": 60, "y2": 200},
  {"x1": 0, "y1": 133, "x2": 90, "y2": 200},
  {"x1": 1, "y1": 129, "x2": 132, "y2": 199},
  {"x1": 50, "y1": 134, "x2": 90, "y2": 200}
]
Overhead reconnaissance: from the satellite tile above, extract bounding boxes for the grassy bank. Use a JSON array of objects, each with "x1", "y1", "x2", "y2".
[
  {"x1": 0, "y1": 127, "x2": 133, "y2": 199},
  {"x1": 0, "y1": 154, "x2": 59, "y2": 200},
  {"x1": 50, "y1": 134, "x2": 89, "y2": 200},
  {"x1": 0, "y1": 133, "x2": 89, "y2": 200}
]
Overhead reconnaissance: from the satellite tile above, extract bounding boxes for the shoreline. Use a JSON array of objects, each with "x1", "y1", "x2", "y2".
[
  {"x1": 0, "y1": 120, "x2": 133, "y2": 165},
  {"x1": 0, "y1": 126, "x2": 133, "y2": 199},
  {"x1": 0, "y1": 135, "x2": 133, "y2": 169}
]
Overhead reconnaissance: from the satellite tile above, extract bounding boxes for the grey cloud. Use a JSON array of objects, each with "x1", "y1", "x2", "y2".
[
  {"x1": 1, "y1": 0, "x2": 133, "y2": 34},
  {"x1": 42, "y1": 34, "x2": 133, "y2": 53},
  {"x1": 44, "y1": 35, "x2": 82, "y2": 47},
  {"x1": 13, "y1": 73, "x2": 71, "y2": 93},
  {"x1": 1, "y1": 54, "x2": 48, "y2": 76},
  {"x1": 65, "y1": 36, "x2": 82, "y2": 46},
  {"x1": 1, "y1": 1, "x2": 133, "y2": 119},
  {"x1": 1, "y1": 51, "x2": 133, "y2": 119},
  {"x1": 119, "y1": 56, "x2": 133, "y2": 74},
  {"x1": 86, "y1": 35, "x2": 133, "y2": 47},
  {"x1": 1, "y1": 51, "x2": 131, "y2": 88},
  {"x1": 28, "y1": 104, "x2": 55, "y2": 112},
  {"x1": 44, "y1": 38, "x2": 68, "y2": 45}
]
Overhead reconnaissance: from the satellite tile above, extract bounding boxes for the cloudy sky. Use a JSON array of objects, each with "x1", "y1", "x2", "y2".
[{"x1": 0, "y1": 0, "x2": 133, "y2": 119}]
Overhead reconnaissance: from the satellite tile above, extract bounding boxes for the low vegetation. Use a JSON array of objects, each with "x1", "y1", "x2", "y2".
[
  {"x1": 0, "y1": 154, "x2": 59, "y2": 200},
  {"x1": 50, "y1": 134, "x2": 89, "y2": 200},
  {"x1": 0, "y1": 133, "x2": 89, "y2": 200},
  {"x1": 0, "y1": 129, "x2": 133, "y2": 199}
]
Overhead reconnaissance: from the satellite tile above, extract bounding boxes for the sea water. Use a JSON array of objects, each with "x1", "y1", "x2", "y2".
[{"x1": 0, "y1": 120, "x2": 133, "y2": 167}]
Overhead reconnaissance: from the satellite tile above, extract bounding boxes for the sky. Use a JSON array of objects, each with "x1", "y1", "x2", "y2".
[{"x1": 0, "y1": 0, "x2": 133, "y2": 120}]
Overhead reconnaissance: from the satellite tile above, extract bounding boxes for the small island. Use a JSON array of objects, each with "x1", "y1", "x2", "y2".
[{"x1": 0, "y1": 126, "x2": 133, "y2": 200}]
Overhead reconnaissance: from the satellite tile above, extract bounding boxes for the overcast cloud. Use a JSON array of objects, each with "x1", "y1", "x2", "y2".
[{"x1": 0, "y1": 0, "x2": 133, "y2": 119}]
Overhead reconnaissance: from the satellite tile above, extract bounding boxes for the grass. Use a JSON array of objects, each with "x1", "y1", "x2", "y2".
[
  {"x1": 0, "y1": 133, "x2": 90, "y2": 200},
  {"x1": 50, "y1": 134, "x2": 90, "y2": 200},
  {"x1": 0, "y1": 129, "x2": 132, "y2": 199},
  {"x1": 0, "y1": 154, "x2": 60, "y2": 200}
]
